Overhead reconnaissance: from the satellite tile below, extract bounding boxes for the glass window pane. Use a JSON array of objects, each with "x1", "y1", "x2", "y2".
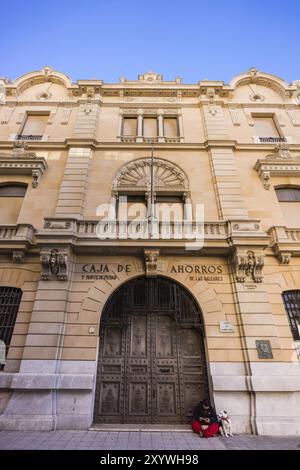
[
  {"x1": 253, "y1": 117, "x2": 279, "y2": 137},
  {"x1": 123, "y1": 118, "x2": 137, "y2": 136},
  {"x1": 276, "y1": 188, "x2": 300, "y2": 201},
  {"x1": 143, "y1": 118, "x2": 157, "y2": 138},
  {"x1": 0, "y1": 185, "x2": 27, "y2": 197},
  {"x1": 164, "y1": 118, "x2": 178, "y2": 137},
  {"x1": 282, "y1": 290, "x2": 300, "y2": 340}
]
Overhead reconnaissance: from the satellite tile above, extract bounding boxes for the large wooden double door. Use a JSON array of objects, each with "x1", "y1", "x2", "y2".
[{"x1": 94, "y1": 277, "x2": 209, "y2": 424}]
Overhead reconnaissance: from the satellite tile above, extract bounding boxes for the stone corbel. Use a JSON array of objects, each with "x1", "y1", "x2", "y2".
[
  {"x1": 231, "y1": 248, "x2": 264, "y2": 283},
  {"x1": 40, "y1": 248, "x2": 70, "y2": 281}
]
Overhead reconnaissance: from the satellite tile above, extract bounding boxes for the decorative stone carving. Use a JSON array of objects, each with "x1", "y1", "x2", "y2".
[
  {"x1": 265, "y1": 143, "x2": 291, "y2": 160},
  {"x1": 254, "y1": 144, "x2": 300, "y2": 189},
  {"x1": 144, "y1": 249, "x2": 162, "y2": 276},
  {"x1": 206, "y1": 88, "x2": 217, "y2": 115},
  {"x1": 40, "y1": 248, "x2": 69, "y2": 281},
  {"x1": 112, "y1": 157, "x2": 189, "y2": 192},
  {"x1": 232, "y1": 249, "x2": 264, "y2": 283},
  {"x1": 12, "y1": 251, "x2": 24, "y2": 264},
  {"x1": 249, "y1": 92, "x2": 265, "y2": 102},
  {"x1": 36, "y1": 91, "x2": 52, "y2": 100},
  {"x1": 138, "y1": 71, "x2": 163, "y2": 82},
  {"x1": 278, "y1": 252, "x2": 291, "y2": 265}
]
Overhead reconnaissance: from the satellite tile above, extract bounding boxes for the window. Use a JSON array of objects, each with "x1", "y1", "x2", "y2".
[
  {"x1": 156, "y1": 195, "x2": 184, "y2": 221},
  {"x1": 0, "y1": 183, "x2": 27, "y2": 224},
  {"x1": 282, "y1": 290, "x2": 300, "y2": 340},
  {"x1": 122, "y1": 117, "x2": 137, "y2": 137},
  {"x1": 253, "y1": 116, "x2": 279, "y2": 137},
  {"x1": 275, "y1": 187, "x2": 300, "y2": 227},
  {"x1": 121, "y1": 114, "x2": 181, "y2": 142},
  {"x1": 143, "y1": 118, "x2": 158, "y2": 138},
  {"x1": 0, "y1": 287, "x2": 23, "y2": 371},
  {"x1": 18, "y1": 114, "x2": 49, "y2": 140},
  {"x1": 119, "y1": 195, "x2": 147, "y2": 221},
  {"x1": 276, "y1": 188, "x2": 300, "y2": 202},
  {"x1": 164, "y1": 118, "x2": 178, "y2": 138}
]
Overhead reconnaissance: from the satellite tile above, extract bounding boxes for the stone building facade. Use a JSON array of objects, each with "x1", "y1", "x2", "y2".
[{"x1": 0, "y1": 67, "x2": 299, "y2": 435}]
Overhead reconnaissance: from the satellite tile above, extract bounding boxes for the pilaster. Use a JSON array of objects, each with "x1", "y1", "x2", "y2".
[{"x1": 55, "y1": 147, "x2": 92, "y2": 218}]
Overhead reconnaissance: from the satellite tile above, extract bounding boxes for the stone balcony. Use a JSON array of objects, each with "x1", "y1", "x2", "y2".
[
  {"x1": 268, "y1": 226, "x2": 300, "y2": 264},
  {"x1": 0, "y1": 224, "x2": 36, "y2": 261},
  {"x1": 34, "y1": 217, "x2": 271, "y2": 258},
  {"x1": 37, "y1": 218, "x2": 230, "y2": 255}
]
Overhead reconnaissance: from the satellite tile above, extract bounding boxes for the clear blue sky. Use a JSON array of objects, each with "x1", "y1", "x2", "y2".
[{"x1": 1, "y1": 0, "x2": 300, "y2": 84}]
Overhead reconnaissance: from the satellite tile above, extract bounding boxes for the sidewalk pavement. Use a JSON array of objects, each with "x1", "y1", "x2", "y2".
[{"x1": 0, "y1": 430, "x2": 299, "y2": 450}]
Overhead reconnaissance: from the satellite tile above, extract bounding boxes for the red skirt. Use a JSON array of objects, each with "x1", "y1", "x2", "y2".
[{"x1": 192, "y1": 420, "x2": 220, "y2": 438}]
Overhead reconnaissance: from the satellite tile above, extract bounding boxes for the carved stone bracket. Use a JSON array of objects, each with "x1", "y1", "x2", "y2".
[
  {"x1": 144, "y1": 249, "x2": 163, "y2": 276},
  {"x1": 0, "y1": 152, "x2": 48, "y2": 188},
  {"x1": 231, "y1": 248, "x2": 264, "y2": 283},
  {"x1": 40, "y1": 248, "x2": 69, "y2": 281},
  {"x1": 254, "y1": 144, "x2": 300, "y2": 190}
]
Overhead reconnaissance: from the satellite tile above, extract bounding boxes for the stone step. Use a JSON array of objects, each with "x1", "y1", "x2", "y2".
[{"x1": 89, "y1": 424, "x2": 193, "y2": 432}]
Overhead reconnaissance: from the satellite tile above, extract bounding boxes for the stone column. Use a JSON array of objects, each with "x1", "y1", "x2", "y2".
[
  {"x1": 158, "y1": 111, "x2": 164, "y2": 143},
  {"x1": 178, "y1": 112, "x2": 184, "y2": 141},
  {"x1": 137, "y1": 111, "x2": 143, "y2": 142}
]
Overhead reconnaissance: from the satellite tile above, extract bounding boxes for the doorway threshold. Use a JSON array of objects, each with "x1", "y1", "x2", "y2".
[{"x1": 89, "y1": 424, "x2": 192, "y2": 432}]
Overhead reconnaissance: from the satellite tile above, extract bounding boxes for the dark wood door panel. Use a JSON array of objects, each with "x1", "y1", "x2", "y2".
[{"x1": 94, "y1": 277, "x2": 208, "y2": 424}]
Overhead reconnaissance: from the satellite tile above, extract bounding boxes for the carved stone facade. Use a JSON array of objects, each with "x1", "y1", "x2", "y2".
[{"x1": 0, "y1": 67, "x2": 300, "y2": 435}]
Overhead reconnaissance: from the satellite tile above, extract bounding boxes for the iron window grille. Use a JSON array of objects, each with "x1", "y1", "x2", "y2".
[{"x1": 0, "y1": 287, "x2": 22, "y2": 371}]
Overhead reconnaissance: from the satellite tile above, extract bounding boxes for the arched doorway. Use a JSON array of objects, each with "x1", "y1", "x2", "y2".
[{"x1": 94, "y1": 276, "x2": 209, "y2": 424}]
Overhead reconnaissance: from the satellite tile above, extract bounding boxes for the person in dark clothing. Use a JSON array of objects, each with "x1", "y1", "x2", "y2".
[{"x1": 191, "y1": 399, "x2": 220, "y2": 437}]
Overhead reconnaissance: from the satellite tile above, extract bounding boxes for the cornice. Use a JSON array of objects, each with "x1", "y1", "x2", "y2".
[
  {"x1": 1, "y1": 140, "x2": 300, "y2": 153},
  {"x1": 0, "y1": 151, "x2": 48, "y2": 187}
]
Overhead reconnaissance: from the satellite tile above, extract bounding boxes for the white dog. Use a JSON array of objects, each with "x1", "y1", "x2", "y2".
[{"x1": 218, "y1": 410, "x2": 233, "y2": 437}]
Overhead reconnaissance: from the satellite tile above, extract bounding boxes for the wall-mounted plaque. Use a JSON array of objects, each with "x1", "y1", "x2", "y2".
[
  {"x1": 256, "y1": 340, "x2": 273, "y2": 359},
  {"x1": 219, "y1": 321, "x2": 234, "y2": 333}
]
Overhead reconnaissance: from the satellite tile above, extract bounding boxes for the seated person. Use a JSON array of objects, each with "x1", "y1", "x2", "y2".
[{"x1": 191, "y1": 399, "x2": 220, "y2": 438}]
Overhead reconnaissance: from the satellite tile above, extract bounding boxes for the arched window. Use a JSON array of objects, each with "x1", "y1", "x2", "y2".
[
  {"x1": 111, "y1": 158, "x2": 191, "y2": 223},
  {"x1": 282, "y1": 290, "x2": 300, "y2": 340},
  {"x1": 0, "y1": 183, "x2": 27, "y2": 224},
  {"x1": 275, "y1": 186, "x2": 300, "y2": 228},
  {"x1": 0, "y1": 287, "x2": 23, "y2": 371}
]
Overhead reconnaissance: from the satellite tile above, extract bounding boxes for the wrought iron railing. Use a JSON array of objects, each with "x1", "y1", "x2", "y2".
[
  {"x1": 259, "y1": 137, "x2": 286, "y2": 143},
  {"x1": 17, "y1": 134, "x2": 43, "y2": 141}
]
